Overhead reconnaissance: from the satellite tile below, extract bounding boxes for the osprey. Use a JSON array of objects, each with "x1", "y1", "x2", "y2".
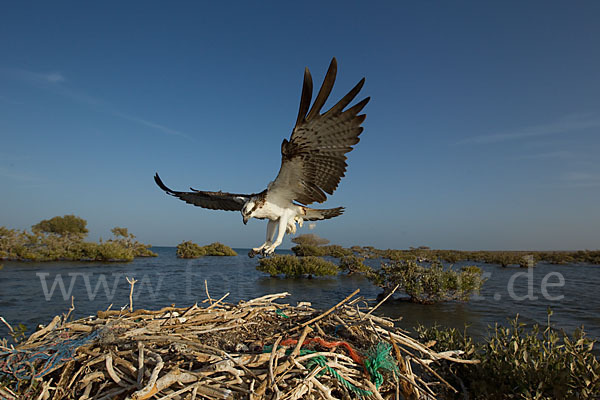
[{"x1": 154, "y1": 58, "x2": 369, "y2": 256}]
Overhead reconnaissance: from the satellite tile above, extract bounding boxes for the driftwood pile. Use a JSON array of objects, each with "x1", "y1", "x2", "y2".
[{"x1": 0, "y1": 288, "x2": 478, "y2": 399}]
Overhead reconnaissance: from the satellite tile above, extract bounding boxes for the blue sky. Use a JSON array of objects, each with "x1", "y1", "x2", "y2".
[{"x1": 1, "y1": 1, "x2": 599, "y2": 250}]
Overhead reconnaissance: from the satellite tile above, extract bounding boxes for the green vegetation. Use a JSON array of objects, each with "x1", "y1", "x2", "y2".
[
  {"x1": 176, "y1": 241, "x2": 204, "y2": 258},
  {"x1": 32, "y1": 214, "x2": 88, "y2": 237},
  {"x1": 345, "y1": 246, "x2": 600, "y2": 266},
  {"x1": 291, "y1": 233, "x2": 330, "y2": 247},
  {"x1": 109, "y1": 226, "x2": 157, "y2": 257},
  {"x1": 176, "y1": 241, "x2": 237, "y2": 258},
  {"x1": 338, "y1": 255, "x2": 372, "y2": 275},
  {"x1": 291, "y1": 243, "x2": 598, "y2": 267},
  {"x1": 290, "y1": 234, "x2": 353, "y2": 258},
  {"x1": 415, "y1": 312, "x2": 600, "y2": 399},
  {"x1": 368, "y1": 260, "x2": 485, "y2": 304},
  {"x1": 256, "y1": 254, "x2": 340, "y2": 278},
  {"x1": 0, "y1": 215, "x2": 157, "y2": 262},
  {"x1": 291, "y1": 244, "x2": 353, "y2": 258}
]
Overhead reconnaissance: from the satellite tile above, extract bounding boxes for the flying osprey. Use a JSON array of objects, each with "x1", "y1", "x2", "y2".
[{"x1": 154, "y1": 58, "x2": 369, "y2": 257}]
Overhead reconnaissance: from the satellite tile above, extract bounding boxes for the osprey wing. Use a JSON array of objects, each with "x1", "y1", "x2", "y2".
[
  {"x1": 154, "y1": 173, "x2": 253, "y2": 211},
  {"x1": 269, "y1": 58, "x2": 369, "y2": 205}
]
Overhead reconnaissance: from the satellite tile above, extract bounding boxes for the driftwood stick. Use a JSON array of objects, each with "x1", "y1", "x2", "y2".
[
  {"x1": 268, "y1": 336, "x2": 283, "y2": 387},
  {"x1": 126, "y1": 276, "x2": 138, "y2": 313},
  {"x1": 130, "y1": 350, "x2": 163, "y2": 399},
  {"x1": 190, "y1": 384, "x2": 199, "y2": 400},
  {"x1": 136, "y1": 342, "x2": 145, "y2": 389},
  {"x1": 28, "y1": 315, "x2": 61, "y2": 342},
  {"x1": 206, "y1": 292, "x2": 230, "y2": 310},
  {"x1": 241, "y1": 292, "x2": 290, "y2": 306},
  {"x1": 204, "y1": 279, "x2": 213, "y2": 304},
  {"x1": 63, "y1": 295, "x2": 76, "y2": 323},
  {"x1": 0, "y1": 316, "x2": 14, "y2": 334},
  {"x1": 389, "y1": 333, "x2": 421, "y2": 400},
  {"x1": 364, "y1": 284, "x2": 399, "y2": 318},
  {"x1": 105, "y1": 353, "x2": 126, "y2": 387},
  {"x1": 291, "y1": 325, "x2": 313, "y2": 358},
  {"x1": 291, "y1": 288, "x2": 360, "y2": 332}
]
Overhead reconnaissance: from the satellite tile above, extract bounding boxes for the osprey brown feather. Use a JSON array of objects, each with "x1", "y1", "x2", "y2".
[{"x1": 155, "y1": 58, "x2": 369, "y2": 256}]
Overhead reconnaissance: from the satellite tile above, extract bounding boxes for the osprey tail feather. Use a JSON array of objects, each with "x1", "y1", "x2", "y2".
[{"x1": 301, "y1": 206, "x2": 345, "y2": 221}]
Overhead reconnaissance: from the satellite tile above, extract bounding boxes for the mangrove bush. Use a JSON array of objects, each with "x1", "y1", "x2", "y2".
[
  {"x1": 176, "y1": 241, "x2": 237, "y2": 258},
  {"x1": 415, "y1": 313, "x2": 600, "y2": 399},
  {"x1": 256, "y1": 254, "x2": 340, "y2": 278}
]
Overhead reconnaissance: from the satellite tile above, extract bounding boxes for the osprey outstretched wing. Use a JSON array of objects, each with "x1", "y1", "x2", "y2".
[
  {"x1": 155, "y1": 58, "x2": 368, "y2": 256},
  {"x1": 154, "y1": 173, "x2": 263, "y2": 211},
  {"x1": 268, "y1": 58, "x2": 369, "y2": 205}
]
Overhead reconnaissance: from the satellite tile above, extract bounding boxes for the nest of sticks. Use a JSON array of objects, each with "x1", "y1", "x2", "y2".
[{"x1": 0, "y1": 288, "x2": 478, "y2": 399}]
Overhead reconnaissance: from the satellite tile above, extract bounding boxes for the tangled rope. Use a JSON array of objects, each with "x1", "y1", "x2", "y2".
[
  {"x1": 263, "y1": 342, "x2": 373, "y2": 397},
  {"x1": 363, "y1": 342, "x2": 399, "y2": 389},
  {"x1": 278, "y1": 336, "x2": 364, "y2": 365},
  {"x1": 303, "y1": 350, "x2": 373, "y2": 397},
  {"x1": 264, "y1": 336, "x2": 399, "y2": 396},
  {"x1": 0, "y1": 330, "x2": 98, "y2": 381}
]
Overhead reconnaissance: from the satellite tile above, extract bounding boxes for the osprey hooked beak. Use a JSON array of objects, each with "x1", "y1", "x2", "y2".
[{"x1": 242, "y1": 200, "x2": 255, "y2": 225}]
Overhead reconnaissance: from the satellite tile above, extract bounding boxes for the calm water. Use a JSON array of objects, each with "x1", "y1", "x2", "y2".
[{"x1": 1, "y1": 247, "x2": 598, "y2": 343}]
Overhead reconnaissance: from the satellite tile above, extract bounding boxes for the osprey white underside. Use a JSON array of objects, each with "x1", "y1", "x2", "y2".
[{"x1": 246, "y1": 191, "x2": 310, "y2": 255}]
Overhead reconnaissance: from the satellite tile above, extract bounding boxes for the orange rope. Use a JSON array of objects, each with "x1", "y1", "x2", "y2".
[{"x1": 279, "y1": 337, "x2": 364, "y2": 365}]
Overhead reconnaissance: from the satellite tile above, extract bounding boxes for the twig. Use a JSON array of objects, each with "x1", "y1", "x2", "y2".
[
  {"x1": 364, "y1": 284, "x2": 399, "y2": 317},
  {"x1": 291, "y1": 326, "x2": 313, "y2": 358},
  {"x1": 206, "y1": 292, "x2": 230, "y2": 311},
  {"x1": 63, "y1": 296, "x2": 75, "y2": 323},
  {"x1": 130, "y1": 350, "x2": 163, "y2": 399},
  {"x1": 126, "y1": 276, "x2": 138, "y2": 313},
  {"x1": 205, "y1": 279, "x2": 213, "y2": 304},
  {"x1": 0, "y1": 316, "x2": 14, "y2": 333},
  {"x1": 137, "y1": 342, "x2": 145, "y2": 389},
  {"x1": 291, "y1": 288, "x2": 360, "y2": 331}
]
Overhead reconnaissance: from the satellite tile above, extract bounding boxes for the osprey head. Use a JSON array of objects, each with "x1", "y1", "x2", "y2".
[{"x1": 241, "y1": 200, "x2": 256, "y2": 225}]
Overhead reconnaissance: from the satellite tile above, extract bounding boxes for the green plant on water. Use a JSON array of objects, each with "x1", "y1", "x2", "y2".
[
  {"x1": 369, "y1": 260, "x2": 485, "y2": 304},
  {"x1": 202, "y1": 242, "x2": 237, "y2": 256},
  {"x1": 176, "y1": 241, "x2": 206, "y2": 258},
  {"x1": 292, "y1": 244, "x2": 353, "y2": 258},
  {"x1": 176, "y1": 241, "x2": 237, "y2": 258},
  {"x1": 0, "y1": 218, "x2": 156, "y2": 262},
  {"x1": 414, "y1": 310, "x2": 600, "y2": 399},
  {"x1": 291, "y1": 244, "x2": 326, "y2": 257},
  {"x1": 256, "y1": 254, "x2": 340, "y2": 278},
  {"x1": 291, "y1": 233, "x2": 330, "y2": 247},
  {"x1": 339, "y1": 255, "x2": 372, "y2": 275},
  {"x1": 95, "y1": 241, "x2": 135, "y2": 261}
]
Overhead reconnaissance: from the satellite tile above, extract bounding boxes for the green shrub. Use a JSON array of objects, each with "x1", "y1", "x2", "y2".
[
  {"x1": 176, "y1": 241, "x2": 237, "y2": 258},
  {"x1": 370, "y1": 260, "x2": 485, "y2": 304},
  {"x1": 32, "y1": 214, "x2": 88, "y2": 238},
  {"x1": 292, "y1": 244, "x2": 353, "y2": 258},
  {"x1": 133, "y1": 244, "x2": 158, "y2": 257},
  {"x1": 176, "y1": 241, "x2": 206, "y2": 258},
  {"x1": 256, "y1": 255, "x2": 340, "y2": 278},
  {"x1": 291, "y1": 233, "x2": 330, "y2": 246},
  {"x1": 339, "y1": 255, "x2": 372, "y2": 275},
  {"x1": 96, "y1": 241, "x2": 134, "y2": 262},
  {"x1": 110, "y1": 227, "x2": 158, "y2": 257},
  {"x1": 291, "y1": 244, "x2": 326, "y2": 256},
  {"x1": 0, "y1": 222, "x2": 155, "y2": 261},
  {"x1": 415, "y1": 313, "x2": 600, "y2": 399},
  {"x1": 202, "y1": 242, "x2": 237, "y2": 256},
  {"x1": 322, "y1": 245, "x2": 353, "y2": 258}
]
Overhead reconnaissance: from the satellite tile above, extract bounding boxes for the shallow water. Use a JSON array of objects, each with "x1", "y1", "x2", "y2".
[{"x1": 1, "y1": 247, "x2": 598, "y2": 343}]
